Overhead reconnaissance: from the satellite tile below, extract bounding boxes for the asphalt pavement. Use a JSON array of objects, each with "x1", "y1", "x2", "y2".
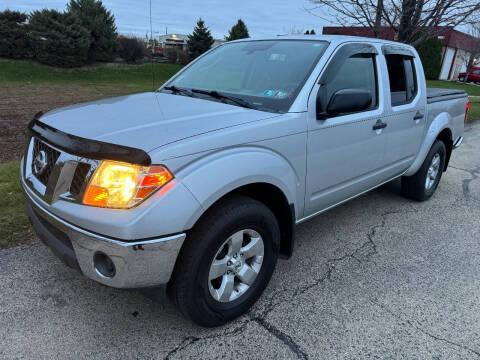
[{"x1": 1, "y1": 122, "x2": 479, "y2": 359}]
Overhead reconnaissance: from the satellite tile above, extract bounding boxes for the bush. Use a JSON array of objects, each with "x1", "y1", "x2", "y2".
[
  {"x1": 67, "y1": 0, "x2": 118, "y2": 62},
  {"x1": 165, "y1": 48, "x2": 190, "y2": 65},
  {"x1": 118, "y1": 36, "x2": 146, "y2": 63},
  {"x1": 177, "y1": 49, "x2": 190, "y2": 65},
  {"x1": 164, "y1": 48, "x2": 178, "y2": 63},
  {"x1": 416, "y1": 36, "x2": 442, "y2": 80},
  {"x1": 29, "y1": 9, "x2": 90, "y2": 67},
  {"x1": 0, "y1": 10, "x2": 30, "y2": 59}
]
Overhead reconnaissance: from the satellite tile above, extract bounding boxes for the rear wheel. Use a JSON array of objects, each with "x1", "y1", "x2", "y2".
[
  {"x1": 168, "y1": 195, "x2": 280, "y2": 327},
  {"x1": 401, "y1": 140, "x2": 446, "y2": 201}
]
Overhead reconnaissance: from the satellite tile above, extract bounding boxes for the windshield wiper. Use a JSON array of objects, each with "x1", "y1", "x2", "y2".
[
  {"x1": 190, "y1": 89, "x2": 256, "y2": 110},
  {"x1": 162, "y1": 85, "x2": 194, "y2": 97}
]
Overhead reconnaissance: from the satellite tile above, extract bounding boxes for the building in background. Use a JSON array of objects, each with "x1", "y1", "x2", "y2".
[
  {"x1": 155, "y1": 34, "x2": 224, "y2": 56},
  {"x1": 322, "y1": 26, "x2": 480, "y2": 80}
]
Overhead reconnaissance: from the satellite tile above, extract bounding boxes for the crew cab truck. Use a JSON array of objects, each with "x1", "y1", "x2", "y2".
[{"x1": 21, "y1": 36, "x2": 469, "y2": 327}]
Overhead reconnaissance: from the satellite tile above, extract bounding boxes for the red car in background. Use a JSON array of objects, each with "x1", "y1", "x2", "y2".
[{"x1": 458, "y1": 66, "x2": 480, "y2": 83}]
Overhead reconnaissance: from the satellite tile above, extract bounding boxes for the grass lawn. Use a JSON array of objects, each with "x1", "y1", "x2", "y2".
[
  {"x1": 468, "y1": 97, "x2": 480, "y2": 121},
  {"x1": 0, "y1": 161, "x2": 34, "y2": 249},
  {"x1": 0, "y1": 58, "x2": 182, "y2": 92}
]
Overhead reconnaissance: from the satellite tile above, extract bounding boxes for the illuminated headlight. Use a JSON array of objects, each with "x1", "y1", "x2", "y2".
[{"x1": 83, "y1": 160, "x2": 174, "y2": 208}]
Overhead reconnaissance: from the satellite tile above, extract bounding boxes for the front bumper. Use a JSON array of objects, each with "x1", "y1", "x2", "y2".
[{"x1": 23, "y1": 186, "x2": 186, "y2": 289}]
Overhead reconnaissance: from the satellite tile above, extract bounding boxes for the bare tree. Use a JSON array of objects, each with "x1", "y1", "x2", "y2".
[
  {"x1": 309, "y1": 0, "x2": 480, "y2": 45},
  {"x1": 281, "y1": 25, "x2": 306, "y2": 35}
]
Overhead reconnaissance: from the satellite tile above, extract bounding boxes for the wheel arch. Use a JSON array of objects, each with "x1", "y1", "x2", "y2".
[
  {"x1": 436, "y1": 128, "x2": 453, "y2": 171},
  {"x1": 229, "y1": 182, "x2": 295, "y2": 259},
  {"x1": 185, "y1": 182, "x2": 296, "y2": 260},
  {"x1": 177, "y1": 147, "x2": 300, "y2": 259}
]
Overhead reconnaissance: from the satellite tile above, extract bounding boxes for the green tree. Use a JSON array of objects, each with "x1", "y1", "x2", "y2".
[
  {"x1": 67, "y1": 0, "x2": 118, "y2": 62},
  {"x1": 304, "y1": 30, "x2": 310, "y2": 35},
  {"x1": 0, "y1": 10, "x2": 30, "y2": 59},
  {"x1": 187, "y1": 18, "x2": 214, "y2": 59},
  {"x1": 310, "y1": 29, "x2": 316, "y2": 34},
  {"x1": 226, "y1": 19, "x2": 250, "y2": 41},
  {"x1": 29, "y1": 9, "x2": 90, "y2": 67},
  {"x1": 415, "y1": 36, "x2": 442, "y2": 80}
]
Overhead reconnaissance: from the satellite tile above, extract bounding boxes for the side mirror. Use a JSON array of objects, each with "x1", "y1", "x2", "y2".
[{"x1": 325, "y1": 88, "x2": 372, "y2": 116}]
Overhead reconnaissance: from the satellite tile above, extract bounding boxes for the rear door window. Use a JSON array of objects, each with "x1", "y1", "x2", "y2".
[{"x1": 385, "y1": 54, "x2": 417, "y2": 106}]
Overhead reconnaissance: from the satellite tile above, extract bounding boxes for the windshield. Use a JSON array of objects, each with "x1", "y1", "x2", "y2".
[{"x1": 163, "y1": 40, "x2": 329, "y2": 113}]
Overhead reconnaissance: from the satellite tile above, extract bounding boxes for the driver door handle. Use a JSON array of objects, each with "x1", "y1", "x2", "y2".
[
  {"x1": 413, "y1": 111, "x2": 424, "y2": 120},
  {"x1": 372, "y1": 119, "x2": 387, "y2": 131}
]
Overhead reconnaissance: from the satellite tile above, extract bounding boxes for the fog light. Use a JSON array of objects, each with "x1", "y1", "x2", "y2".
[{"x1": 93, "y1": 252, "x2": 116, "y2": 278}]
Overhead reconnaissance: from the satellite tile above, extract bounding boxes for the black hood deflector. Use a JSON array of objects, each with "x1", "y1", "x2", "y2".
[{"x1": 28, "y1": 112, "x2": 152, "y2": 166}]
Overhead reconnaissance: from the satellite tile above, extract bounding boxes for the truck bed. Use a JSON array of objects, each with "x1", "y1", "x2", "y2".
[
  {"x1": 427, "y1": 88, "x2": 467, "y2": 104},
  {"x1": 426, "y1": 88, "x2": 468, "y2": 147}
]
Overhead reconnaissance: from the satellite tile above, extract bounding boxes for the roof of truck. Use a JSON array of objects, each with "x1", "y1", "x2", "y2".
[{"x1": 229, "y1": 35, "x2": 414, "y2": 49}]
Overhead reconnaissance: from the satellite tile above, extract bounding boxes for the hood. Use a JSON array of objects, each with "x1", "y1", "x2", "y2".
[{"x1": 39, "y1": 92, "x2": 277, "y2": 153}]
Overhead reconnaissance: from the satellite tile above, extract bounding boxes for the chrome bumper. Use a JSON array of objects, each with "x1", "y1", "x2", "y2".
[{"x1": 23, "y1": 182, "x2": 186, "y2": 289}]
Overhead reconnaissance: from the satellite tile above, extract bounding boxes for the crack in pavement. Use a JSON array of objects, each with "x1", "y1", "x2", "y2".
[
  {"x1": 371, "y1": 299, "x2": 480, "y2": 357},
  {"x1": 449, "y1": 165, "x2": 480, "y2": 201},
  {"x1": 461, "y1": 166, "x2": 480, "y2": 201},
  {"x1": 162, "y1": 208, "x2": 421, "y2": 359},
  {"x1": 250, "y1": 316, "x2": 308, "y2": 360},
  {"x1": 164, "y1": 321, "x2": 250, "y2": 359}
]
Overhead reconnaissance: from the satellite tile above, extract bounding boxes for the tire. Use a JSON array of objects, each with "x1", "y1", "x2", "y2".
[
  {"x1": 168, "y1": 195, "x2": 280, "y2": 327},
  {"x1": 401, "y1": 140, "x2": 446, "y2": 201}
]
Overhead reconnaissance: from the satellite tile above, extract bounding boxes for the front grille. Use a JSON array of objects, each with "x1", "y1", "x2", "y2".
[
  {"x1": 31, "y1": 138, "x2": 60, "y2": 186},
  {"x1": 69, "y1": 163, "x2": 91, "y2": 198}
]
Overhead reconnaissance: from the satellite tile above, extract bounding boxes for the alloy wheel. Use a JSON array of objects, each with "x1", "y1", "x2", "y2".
[{"x1": 208, "y1": 229, "x2": 264, "y2": 302}]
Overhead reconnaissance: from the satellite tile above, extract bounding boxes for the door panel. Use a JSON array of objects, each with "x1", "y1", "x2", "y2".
[
  {"x1": 305, "y1": 115, "x2": 387, "y2": 215},
  {"x1": 382, "y1": 55, "x2": 425, "y2": 175},
  {"x1": 304, "y1": 43, "x2": 391, "y2": 217}
]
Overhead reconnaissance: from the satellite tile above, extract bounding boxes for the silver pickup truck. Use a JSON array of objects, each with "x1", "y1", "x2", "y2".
[{"x1": 21, "y1": 35, "x2": 469, "y2": 326}]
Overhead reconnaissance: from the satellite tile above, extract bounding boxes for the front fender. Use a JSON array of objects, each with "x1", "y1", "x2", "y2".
[
  {"x1": 404, "y1": 112, "x2": 452, "y2": 176},
  {"x1": 177, "y1": 146, "x2": 301, "y2": 228}
]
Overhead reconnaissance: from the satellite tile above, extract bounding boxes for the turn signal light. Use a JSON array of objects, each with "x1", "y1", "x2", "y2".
[{"x1": 83, "y1": 161, "x2": 174, "y2": 208}]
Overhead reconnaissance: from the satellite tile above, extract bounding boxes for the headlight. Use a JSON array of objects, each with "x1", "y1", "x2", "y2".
[{"x1": 83, "y1": 160, "x2": 174, "y2": 208}]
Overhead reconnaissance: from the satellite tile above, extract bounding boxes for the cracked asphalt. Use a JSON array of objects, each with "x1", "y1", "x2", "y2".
[{"x1": 1, "y1": 122, "x2": 480, "y2": 360}]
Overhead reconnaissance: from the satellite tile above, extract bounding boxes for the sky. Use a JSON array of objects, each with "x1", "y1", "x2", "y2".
[{"x1": 2, "y1": 0, "x2": 328, "y2": 39}]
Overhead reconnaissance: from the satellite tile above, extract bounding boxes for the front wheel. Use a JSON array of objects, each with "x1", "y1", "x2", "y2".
[
  {"x1": 401, "y1": 140, "x2": 446, "y2": 201},
  {"x1": 168, "y1": 195, "x2": 280, "y2": 327}
]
